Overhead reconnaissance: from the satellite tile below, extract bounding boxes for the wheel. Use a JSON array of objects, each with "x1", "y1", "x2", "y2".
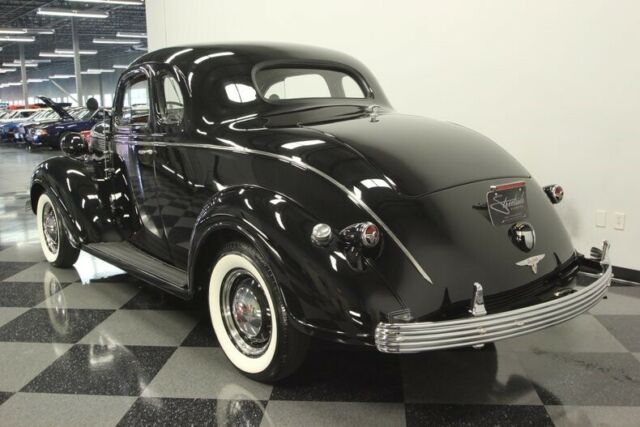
[
  {"x1": 36, "y1": 192, "x2": 80, "y2": 268},
  {"x1": 58, "y1": 132, "x2": 68, "y2": 151},
  {"x1": 209, "y1": 241, "x2": 309, "y2": 382}
]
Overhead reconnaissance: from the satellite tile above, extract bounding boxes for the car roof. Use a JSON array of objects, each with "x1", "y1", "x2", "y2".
[{"x1": 127, "y1": 43, "x2": 390, "y2": 124}]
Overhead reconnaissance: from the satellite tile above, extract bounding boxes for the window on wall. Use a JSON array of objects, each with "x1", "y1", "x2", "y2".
[{"x1": 104, "y1": 93, "x2": 113, "y2": 108}]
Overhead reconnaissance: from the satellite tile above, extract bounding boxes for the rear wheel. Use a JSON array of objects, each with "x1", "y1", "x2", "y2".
[
  {"x1": 208, "y1": 241, "x2": 309, "y2": 382},
  {"x1": 36, "y1": 192, "x2": 79, "y2": 268}
]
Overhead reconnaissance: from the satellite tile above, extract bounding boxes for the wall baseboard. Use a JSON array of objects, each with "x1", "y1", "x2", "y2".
[{"x1": 612, "y1": 265, "x2": 640, "y2": 285}]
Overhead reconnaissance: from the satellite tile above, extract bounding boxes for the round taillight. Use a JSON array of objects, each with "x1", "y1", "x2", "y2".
[
  {"x1": 543, "y1": 184, "x2": 564, "y2": 204},
  {"x1": 360, "y1": 222, "x2": 380, "y2": 247},
  {"x1": 553, "y1": 185, "x2": 564, "y2": 201}
]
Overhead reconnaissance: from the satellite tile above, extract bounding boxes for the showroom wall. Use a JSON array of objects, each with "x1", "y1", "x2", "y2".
[{"x1": 146, "y1": 0, "x2": 640, "y2": 269}]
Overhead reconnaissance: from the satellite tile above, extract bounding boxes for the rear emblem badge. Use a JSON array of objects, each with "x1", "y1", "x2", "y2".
[
  {"x1": 516, "y1": 254, "x2": 546, "y2": 274},
  {"x1": 510, "y1": 222, "x2": 535, "y2": 252}
]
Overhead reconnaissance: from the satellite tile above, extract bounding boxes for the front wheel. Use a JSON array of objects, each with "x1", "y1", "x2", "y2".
[
  {"x1": 209, "y1": 241, "x2": 309, "y2": 382},
  {"x1": 36, "y1": 192, "x2": 79, "y2": 268}
]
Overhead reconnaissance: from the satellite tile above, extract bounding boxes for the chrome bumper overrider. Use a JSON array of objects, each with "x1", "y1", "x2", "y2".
[{"x1": 375, "y1": 263, "x2": 612, "y2": 353}]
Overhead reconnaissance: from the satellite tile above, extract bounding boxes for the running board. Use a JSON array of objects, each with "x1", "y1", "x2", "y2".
[{"x1": 83, "y1": 242, "x2": 188, "y2": 297}]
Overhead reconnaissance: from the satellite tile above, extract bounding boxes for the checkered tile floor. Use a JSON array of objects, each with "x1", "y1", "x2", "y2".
[{"x1": 0, "y1": 147, "x2": 639, "y2": 426}]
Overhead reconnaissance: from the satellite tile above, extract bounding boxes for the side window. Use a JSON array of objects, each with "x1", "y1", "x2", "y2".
[
  {"x1": 159, "y1": 75, "x2": 184, "y2": 125},
  {"x1": 342, "y1": 75, "x2": 365, "y2": 98},
  {"x1": 115, "y1": 77, "x2": 150, "y2": 128}
]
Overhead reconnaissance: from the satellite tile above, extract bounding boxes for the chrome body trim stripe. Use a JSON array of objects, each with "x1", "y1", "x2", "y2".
[
  {"x1": 374, "y1": 264, "x2": 612, "y2": 353},
  {"x1": 116, "y1": 139, "x2": 434, "y2": 284}
]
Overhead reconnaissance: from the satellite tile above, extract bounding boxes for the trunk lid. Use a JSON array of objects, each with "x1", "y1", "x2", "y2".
[{"x1": 306, "y1": 113, "x2": 530, "y2": 196}]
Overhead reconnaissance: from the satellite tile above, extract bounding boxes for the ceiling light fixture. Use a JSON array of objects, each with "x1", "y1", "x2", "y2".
[
  {"x1": 93, "y1": 38, "x2": 140, "y2": 45},
  {"x1": 3, "y1": 62, "x2": 37, "y2": 68},
  {"x1": 39, "y1": 52, "x2": 74, "y2": 58},
  {"x1": 49, "y1": 74, "x2": 76, "y2": 79},
  {"x1": 54, "y1": 48, "x2": 98, "y2": 55},
  {"x1": 66, "y1": 0, "x2": 144, "y2": 5},
  {"x1": 27, "y1": 78, "x2": 49, "y2": 83},
  {"x1": 0, "y1": 28, "x2": 27, "y2": 34},
  {"x1": 37, "y1": 7, "x2": 109, "y2": 19},
  {"x1": 112, "y1": 64, "x2": 128, "y2": 69},
  {"x1": 0, "y1": 68, "x2": 17, "y2": 73},
  {"x1": 116, "y1": 31, "x2": 147, "y2": 38},
  {"x1": 0, "y1": 36, "x2": 35, "y2": 42},
  {"x1": 0, "y1": 28, "x2": 56, "y2": 35},
  {"x1": 88, "y1": 68, "x2": 115, "y2": 73}
]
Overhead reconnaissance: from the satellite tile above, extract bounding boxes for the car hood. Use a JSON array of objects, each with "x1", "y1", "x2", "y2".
[
  {"x1": 37, "y1": 96, "x2": 74, "y2": 121},
  {"x1": 303, "y1": 113, "x2": 530, "y2": 196}
]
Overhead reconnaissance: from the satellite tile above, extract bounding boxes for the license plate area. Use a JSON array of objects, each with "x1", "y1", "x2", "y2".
[{"x1": 486, "y1": 181, "x2": 528, "y2": 225}]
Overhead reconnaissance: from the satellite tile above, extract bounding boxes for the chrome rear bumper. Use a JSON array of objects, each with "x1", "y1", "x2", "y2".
[{"x1": 375, "y1": 263, "x2": 612, "y2": 353}]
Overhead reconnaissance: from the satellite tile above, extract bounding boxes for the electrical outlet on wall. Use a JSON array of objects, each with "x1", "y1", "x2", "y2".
[
  {"x1": 596, "y1": 210, "x2": 607, "y2": 228},
  {"x1": 613, "y1": 212, "x2": 626, "y2": 230}
]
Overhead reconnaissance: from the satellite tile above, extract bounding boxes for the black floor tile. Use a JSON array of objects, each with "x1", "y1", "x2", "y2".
[
  {"x1": 0, "y1": 308, "x2": 113, "y2": 343},
  {"x1": 519, "y1": 352, "x2": 640, "y2": 406},
  {"x1": 270, "y1": 344, "x2": 403, "y2": 402},
  {"x1": 181, "y1": 317, "x2": 219, "y2": 347},
  {"x1": 121, "y1": 285, "x2": 195, "y2": 310},
  {"x1": 0, "y1": 262, "x2": 37, "y2": 281},
  {"x1": 0, "y1": 281, "x2": 69, "y2": 307},
  {"x1": 405, "y1": 404, "x2": 554, "y2": 427},
  {"x1": 22, "y1": 344, "x2": 176, "y2": 396},
  {"x1": 401, "y1": 346, "x2": 540, "y2": 405},
  {"x1": 117, "y1": 397, "x2": 265, "y2": 427},
  {"x1": 596, "y1": 315, "x2": 640, "y2": 352},
  {"x1": 0, "y1": 391, "x2": 13, "y2": 406}
]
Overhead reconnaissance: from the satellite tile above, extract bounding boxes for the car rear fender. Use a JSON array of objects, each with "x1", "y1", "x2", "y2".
[{"x1": 189, "y1": 185, "x2": 405, "y2": 345}]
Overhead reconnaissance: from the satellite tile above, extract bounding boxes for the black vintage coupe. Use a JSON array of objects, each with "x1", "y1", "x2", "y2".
[{"x1": 30, "y1": 43, "x2": 611, "y2": 381}]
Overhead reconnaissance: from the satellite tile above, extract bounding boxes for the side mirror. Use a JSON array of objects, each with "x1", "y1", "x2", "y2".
[{"x1": 60, "y1": 132, "x2": 88, "y2": 156}]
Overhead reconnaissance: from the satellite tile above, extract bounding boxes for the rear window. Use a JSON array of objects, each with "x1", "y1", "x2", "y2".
[{"x1": 255, "y1": 67, "x2": 366, "y2": 101}]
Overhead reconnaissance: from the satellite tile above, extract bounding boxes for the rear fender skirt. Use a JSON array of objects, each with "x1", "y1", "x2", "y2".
[{"x1": 189, "y1": 185, "x2": 404, "y2": 344}]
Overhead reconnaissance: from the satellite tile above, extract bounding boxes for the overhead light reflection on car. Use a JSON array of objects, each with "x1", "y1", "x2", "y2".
[
  {"x1": 281, "y1": 139, "x2": 325, "y2": 150},
  {"x1": 224, "y1": 83, "x2": 257, "y2": 103}
]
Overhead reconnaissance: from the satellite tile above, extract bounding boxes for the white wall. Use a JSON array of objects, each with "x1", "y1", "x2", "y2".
[{"x1": 146, "y1": 0, "x2": 640, "y2": 269}]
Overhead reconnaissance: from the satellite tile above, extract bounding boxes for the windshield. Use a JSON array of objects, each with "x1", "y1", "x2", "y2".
[
  {"x1": 16, "y1": 110, "x2": 37, "y2": 118},
  {"x1": 71, "y1": 108, "x2": 92, "y2": 120},
  {"x1": 255, "y1": 67, "x2": 366, "y2": 101},
  {"x1": 29, "y1": 109, "x2": 53, "y2": 121}
]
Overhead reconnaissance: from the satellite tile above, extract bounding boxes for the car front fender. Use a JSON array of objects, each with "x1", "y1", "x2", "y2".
[{"x1": 30, "y1": 156, "x2": 118, "y2": 245}]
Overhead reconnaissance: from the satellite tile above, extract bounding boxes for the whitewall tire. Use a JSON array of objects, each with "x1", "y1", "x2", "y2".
[
  {"x1": 208, "y1": 241, "x2": 309, "y2": 381},
  {"x1": 36, "y1": 192, "x2": 79, "y2": 268}
]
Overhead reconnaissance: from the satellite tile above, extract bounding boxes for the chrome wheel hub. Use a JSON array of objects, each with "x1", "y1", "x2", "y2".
[
  {"x1": 42, "y1": 203, "x2": 59, "y2": 254},
  {"x1": 221, "y1": 268, "x2": 271, "y2": 357},
  {"x1": 232, "y1": 285, "x2": 263, "y2": 338}
]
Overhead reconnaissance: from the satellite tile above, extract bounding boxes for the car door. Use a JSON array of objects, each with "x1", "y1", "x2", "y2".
[
  {"x1": 112, "y1": 66, "x2": 172, "y2": 262},
  {"x1": 150, "y1": 67, "x2": 211, "y2": 269}
]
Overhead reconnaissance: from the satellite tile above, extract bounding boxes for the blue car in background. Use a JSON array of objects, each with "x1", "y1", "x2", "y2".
[
  {"x1": 15, "y1": 106, "x2": 86, "y2": 146},
  {"x1": 0, "y1": 109, "x2": 42, "y2": 142},
  {"x1": 27, "y1": 96, "x2": 107, "y2": 150}
]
